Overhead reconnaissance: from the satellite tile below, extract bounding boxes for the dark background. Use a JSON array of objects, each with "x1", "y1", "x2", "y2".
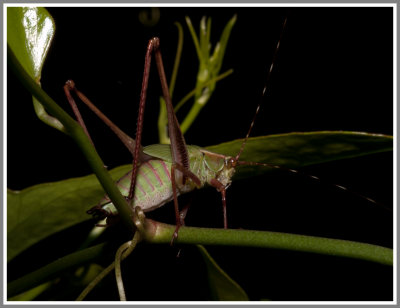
[{"x1": 7, "y1": 7, "x2": 393, "y2": 301}]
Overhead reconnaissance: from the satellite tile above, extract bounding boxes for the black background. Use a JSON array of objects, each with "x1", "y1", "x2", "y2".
[{"x1": 7, "y1": 7, "x2": 393, "y2": 301}]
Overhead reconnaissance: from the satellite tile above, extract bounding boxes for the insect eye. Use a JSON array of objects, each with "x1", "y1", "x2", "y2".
[{"x1": 226, "y1": 157, "x2": 236, "y2": 169}]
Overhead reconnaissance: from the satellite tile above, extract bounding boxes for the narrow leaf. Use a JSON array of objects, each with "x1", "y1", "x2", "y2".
[{"x1": 206, "y1": 131, "x2": 393, "y2": 179}]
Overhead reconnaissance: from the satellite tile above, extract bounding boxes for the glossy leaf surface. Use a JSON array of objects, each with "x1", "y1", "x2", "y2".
[
  {"x1": 8, "y1": 6, "x2": 65, "y2": 131},
  {"x1": 7, "y1": 7, "x2": 54, "y2": 81}
]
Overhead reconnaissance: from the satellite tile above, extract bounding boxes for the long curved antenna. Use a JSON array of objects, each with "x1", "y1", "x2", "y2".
[
  {"x1": 236, "y1": 160, "x2": 391, "y2": 212},
  {"x1": 234, "y1": 16, "x2": 288, "y2": 164}
]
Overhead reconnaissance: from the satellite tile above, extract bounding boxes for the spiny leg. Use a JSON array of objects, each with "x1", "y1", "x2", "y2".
[
  {"x1": 179, "y1": 202, "x2": 191, "y2": 226},
  {"x1": 170, "y1": 163, "x2": 202, "y2": 243},
  {"x1": 151, "y1": 38, "x2": 195, "y2": 238},
  {"x1": 175, "y1": 201, "x2": 192, "y2": 258},
  {"x1": 170, "y1": 164, "x2": 181, "y2": 243},
  {"x1": 63, "y1": 81, "x2": 96, "y2": 148},
  {"x1": 64, "y1": 80, "x2": 145, "y2": 158},
  {"x1": 130, "y1": 37, "x2": 200, "y2": 242}
]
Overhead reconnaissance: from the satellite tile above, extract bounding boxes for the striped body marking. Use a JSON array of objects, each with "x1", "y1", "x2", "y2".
[{"x1": 89, "y1": 145, "x2": 236, "y2": 218}]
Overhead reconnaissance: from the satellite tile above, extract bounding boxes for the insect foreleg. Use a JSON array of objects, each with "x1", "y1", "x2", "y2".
[{"x1": 209, "y1": 178, "x2": 228, "y2": 229}]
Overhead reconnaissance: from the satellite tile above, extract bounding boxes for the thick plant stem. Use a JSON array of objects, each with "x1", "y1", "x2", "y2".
[{"x1": 143, "y1": 220, "x2": 393, "y2": 266}]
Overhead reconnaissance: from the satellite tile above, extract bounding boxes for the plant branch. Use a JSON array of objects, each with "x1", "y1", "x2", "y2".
[{"x1": 143, "y1": 219, "x2": 393, "y2": 266}]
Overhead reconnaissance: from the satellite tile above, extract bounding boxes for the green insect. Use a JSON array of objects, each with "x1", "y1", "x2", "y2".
[{"x1": 63, "y1": 25, "x2": 287, "y2": 240}]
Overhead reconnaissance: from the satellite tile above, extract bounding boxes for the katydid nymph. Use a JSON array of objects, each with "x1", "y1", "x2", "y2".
[{"x1": 64, "y1": 22, "x2": 287, "y2": 241}]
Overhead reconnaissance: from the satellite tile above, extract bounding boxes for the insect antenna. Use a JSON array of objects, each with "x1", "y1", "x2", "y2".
[
  {"x1": 233, "y1": 16, "x2": 288, "y2": 165},
  {"x1": 234, "y1": 160, "x2": 391, "y2": 212},
  {"x1": 230, "y1": 14, "x2": 389, "y2": 212}
]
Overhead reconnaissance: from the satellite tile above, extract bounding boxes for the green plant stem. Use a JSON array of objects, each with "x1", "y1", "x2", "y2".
[
  {"x1": 174, "y1": 69, "x2": 234, "y2": 114},
  {"x1": 114, "y1": 232, "x2": 141, "y2": 301},
  {"x1": 143, "y1": 220, "x2": 393, "y2": 266},
  {"x1": 7, "y1": 220, "x2": 392, "y2": 298},
  {"x1": 7, "y1": 45, "x2": 135, "y2": 233},
  {"x1": 169, "y1": 22, "x2": 184, "y2": 99}
]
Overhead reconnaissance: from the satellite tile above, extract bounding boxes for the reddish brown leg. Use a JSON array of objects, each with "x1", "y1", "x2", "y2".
[
  {"x1": 170, "y1": 162, "x2": 203, "y2": 244},
  {"x1": 66, "y1": 38, "x2": 199, "y2": 239},
  {"x1": 173, "y1": 163, "x2": 202, "y2": 187},
  {"x1": 210, "y1": 178, "x2": 228, "y2": 229},
  {"x1": 130, "y1": 37, "x2": 197, "y2": 242},
  {"x1": 170, "y1": 165, "x2": 181, "y2": 244},
  {"x1": 179, "y1": 202, "x2": 191, "y2": 226},
  {"x1": 175, "y1": 201, "x2": 191, "y2": 258},
  {"x1": 64, "y1": 80, "x2": 139, "y2": 156},
  {"x1": 63, "y1": 81, "x2": 95, "y2": 148}
]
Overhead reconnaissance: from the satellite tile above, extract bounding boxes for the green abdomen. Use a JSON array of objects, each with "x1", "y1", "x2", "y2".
[
  {"x1": 92, "y1": 144, "x2": 226, "y2": 218},
  {"x1": 98, "y1": 159, "x2": 178, "y2": 215}
]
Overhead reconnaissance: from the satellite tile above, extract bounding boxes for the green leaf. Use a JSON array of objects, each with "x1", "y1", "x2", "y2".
[
  {"x1": 7, "y1": 165, "x2": 131, "y2": 262},
  {"x1": 206, "y1": 131, "x2": 393, "y2": 179},
  {"x1": 197, "y1": 245, "x2": 248, "y2": 301},
  {"x1": 7, "y1": 6, "x2": 65, "y2": 132},
  {"x1": 7, "y1": 7, "x2": 54, "y2": 80}
]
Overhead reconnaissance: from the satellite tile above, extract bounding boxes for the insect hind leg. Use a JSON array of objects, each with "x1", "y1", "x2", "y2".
[{"x1": 63, "y1": 80, "x2": 96, "y2": 147}]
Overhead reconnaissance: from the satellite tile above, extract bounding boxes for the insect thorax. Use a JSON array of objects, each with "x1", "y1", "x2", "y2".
[{"x1": 190, "y1": 148, "x2": 235, "y2": 189}]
